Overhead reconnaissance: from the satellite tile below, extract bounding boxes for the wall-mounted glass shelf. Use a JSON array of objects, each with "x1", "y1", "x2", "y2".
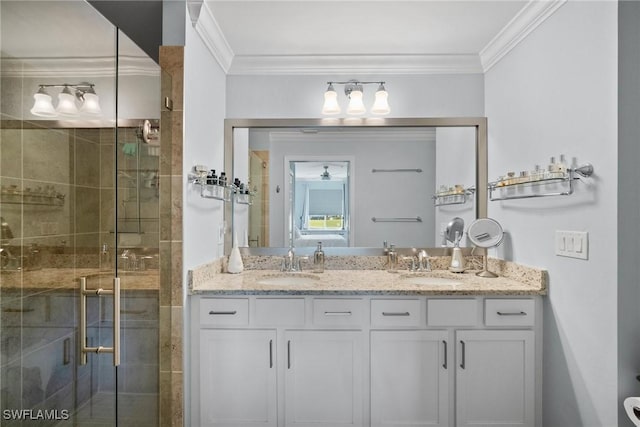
[
  {"x1": 187, "y1": 167, "x2": 255, "y2": 204},
  {"x1": 433, "y1": 187, "x2": 475, "y2": 206},
  {"x1": 489, "y1": 163, "x2": 593, "y2": 201},
  {"x1": 1, "y1": 186, "x2": 65, "y2": 206},
  {"x1": 234, "y1": 193, "x2": 254, "y2": 205},
  {"x1": 199, "y1": 184, "x2": 233, "y2": 201}
]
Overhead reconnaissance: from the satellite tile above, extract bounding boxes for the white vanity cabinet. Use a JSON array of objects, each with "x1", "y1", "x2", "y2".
[
  {"x1": 455, "y1": 330, "x2": 535, "y2": 427},
  {"x1": 199, "y1": 329, "x2": 277, "y2": 427},
  {"x1": 284, "y1": 330, "x2": 363, "y2": 427},
  {"x1": 370, "y1": 330, "x2": 450, "y2": 427},
  {"x1": 191, "y1": 295, "x2": 541, "y2": 427}
]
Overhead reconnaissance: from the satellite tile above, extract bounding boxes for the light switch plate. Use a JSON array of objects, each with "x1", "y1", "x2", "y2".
[{"x1": 556, "y1": 230, "x2": 588, "y2": 260}]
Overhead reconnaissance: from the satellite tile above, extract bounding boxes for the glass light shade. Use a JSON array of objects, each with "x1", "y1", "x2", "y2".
[
  {"x1": 322, "y1": 87, "x2": 341, "y2": 115},
  {"x1": 56, "y1": 88, "x2": 79, "y2": 116},
  {"x1": 30, "y1": 91, "x2": 57, "y2": 117},
  {"x1": 346, "y1": 89, "x2": 366, "y2": 115},
  {"x1": 371, "y1": 87, "x2": 390, "y2": 115},
  {"x1": 79, "y1": 92, "x2": 102, "y2": 116}
]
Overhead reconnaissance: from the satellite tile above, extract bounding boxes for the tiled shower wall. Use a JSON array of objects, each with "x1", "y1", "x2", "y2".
[{"x1": 159, "y1": 46, "x2": 184, "y2": 427}]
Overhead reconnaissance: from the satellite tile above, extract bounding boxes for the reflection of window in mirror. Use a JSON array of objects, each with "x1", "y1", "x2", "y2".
[{"x1": 289, "y1": 160, "x2": 351, "y2": 248}]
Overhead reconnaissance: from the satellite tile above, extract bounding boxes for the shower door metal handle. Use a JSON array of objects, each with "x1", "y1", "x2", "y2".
[{"x1": 80, "y1": 277, "x2": 121, "y2": 366}]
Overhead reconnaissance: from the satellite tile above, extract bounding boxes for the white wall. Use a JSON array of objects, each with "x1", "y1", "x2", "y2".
[
  {"x1": 183, "y1": 17, "x2": 226, "y2": 279},
  {"x1": 434, "y1": 127, "x2": 476, "y2": 247},
  {"x1": 618, "y1": 1, "x2": 640, "y2": 424},
  {"x1": 226, "y1": 74, "x2": 484, "y2": 118},
  {"x1": 484, "y1": 2, "x2": 618, "y2": 426}
]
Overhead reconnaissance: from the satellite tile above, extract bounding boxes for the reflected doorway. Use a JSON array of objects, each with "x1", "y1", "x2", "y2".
[{"x1": 287, "y1": 159, "x2": 353, "y2": 248}]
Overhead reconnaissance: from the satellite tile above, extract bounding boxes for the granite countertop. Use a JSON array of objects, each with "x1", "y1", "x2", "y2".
[
  {"x1": 190, "y1": 257, "x2": 547, "y2": 296},
  {"x1": 1, "y1": 268, "x2": 160, "y2": 292}
]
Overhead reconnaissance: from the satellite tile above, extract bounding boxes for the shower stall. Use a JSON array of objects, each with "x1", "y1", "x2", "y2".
[{"x1": 1, "y1": 1, "x2": 162, "y2": 425}]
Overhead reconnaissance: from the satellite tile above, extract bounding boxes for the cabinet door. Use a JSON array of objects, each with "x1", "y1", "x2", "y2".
[
  {"x1": 456, "y1": 330, "x2": 534, "y2": 427},
  {"x1": 200, "y1": 329, "x2": 277, "y2": 427},
  {"x1": 284, "y1": 330, "x2": 363, "y2": 427},
  {"x1": 371, "y1": 330, "x2": 450, "y2": 427}
]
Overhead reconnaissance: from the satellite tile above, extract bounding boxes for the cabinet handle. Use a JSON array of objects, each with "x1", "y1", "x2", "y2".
[
  {"x1": 460, "y1": 340, "x2": 465, "y2": 369},
  {"x1": 497, "y1": 311, "x2": 527, "y2": 316},
  {"x1": 287, "y1": 340, "x2": 291, "y2": 369},
  {"x1": 442, "y1": 340, "x2": 447, "y2": 369},
  {"x1": 209, "y1": 310, "x2": 237, "y2": 315},
  {"x1": 324, "y1": 311, "x2": 352, "y2": 316},
  {"x1": 382, "y1": 311, "x2": 410, "y2": 316},
  {"x1": 269, "y1": 339, "x2": 273, "y2": 369}
]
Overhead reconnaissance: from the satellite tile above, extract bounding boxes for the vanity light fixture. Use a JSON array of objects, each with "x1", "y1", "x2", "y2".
[
  {"x1": 322, "y1": 80, "x2": 390, "y2": 116},
  {"x1": 30, "y1": 83, "x2": 101, "y2": 118}
]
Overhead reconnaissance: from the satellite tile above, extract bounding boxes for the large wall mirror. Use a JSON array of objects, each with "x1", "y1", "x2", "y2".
[{"x1": 225, "y1": 118, "x2": 487, "y2": 254}]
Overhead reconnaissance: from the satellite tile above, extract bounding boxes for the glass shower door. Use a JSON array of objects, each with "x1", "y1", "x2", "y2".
[{"x1": 0, "y1": 2, "x2": 160, "y2": 426}]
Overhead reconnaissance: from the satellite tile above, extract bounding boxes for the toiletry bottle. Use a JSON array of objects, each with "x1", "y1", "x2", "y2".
[
  {"x1": 313, "y1": 242, "x2": 325, "y2": 273},
  {"x1": 546, "y1": 157, "x2": 558, "y2": 179},
  {"x1": 207, "y1": 169, "x2": 217, "y2": 185},
  {"x1": 387, "y1": 244, "x2": 398, "y2": 273},
  {"x1": 557, "y1": 154, "x2": 567, "y2": 177},
  {"x1": 219, "y1": 172, "x2": 227, "y2": 187}
]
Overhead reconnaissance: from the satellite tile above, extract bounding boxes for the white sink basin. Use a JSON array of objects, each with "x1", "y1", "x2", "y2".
[
  {"x1": 401, "y1": 275, "x2": 463, "y2": 286},
  {"x1": 257, "y1": 274, "x2": 320, "y2": 286}
]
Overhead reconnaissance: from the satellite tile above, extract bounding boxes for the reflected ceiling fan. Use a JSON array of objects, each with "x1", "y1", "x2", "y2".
[{"x1": 320, "y1": 166, "x2": 331, "y2": 180}]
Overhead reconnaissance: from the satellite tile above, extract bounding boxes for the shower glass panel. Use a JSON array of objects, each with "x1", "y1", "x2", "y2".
[{"x1": 0, "y1": 2, "x2": 160, "y2": 426}]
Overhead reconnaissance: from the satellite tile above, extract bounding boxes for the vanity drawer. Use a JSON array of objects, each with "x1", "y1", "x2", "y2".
[
  {"x1": 200, "y1": 298, "x2": 249, "y2": 326},
  {"x1": 427, "y1": 299, "x2": 478, "y2": 326},
  {"x1": 313, "y1": 298, "x2": 364, "y2": 326},
  {"x1": 371, "y1": 299, "x2": 422, "y2": 327},
  {"x1": 485, "y1": 299, "x2": 535, "y2": 327},
  {"x1": 255, "y1": 298, "x2": 305, "y2": 325}
]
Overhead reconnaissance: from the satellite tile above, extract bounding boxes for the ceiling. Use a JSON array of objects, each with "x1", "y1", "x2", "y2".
[
  {"x1": 199, "y1": 0, "x2": 566, "y2": 74},
  {"x1": 0, "y1": 1, "x2": 158, "y2": 77}
]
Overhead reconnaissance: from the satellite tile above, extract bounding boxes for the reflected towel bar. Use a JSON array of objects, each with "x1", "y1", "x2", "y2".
[
  {"x1": 371, "y1": 217, "x2": 422, "y2": 222},
  {"x1": 371, "y1": 168, "x2": 422, "y2": 173}
]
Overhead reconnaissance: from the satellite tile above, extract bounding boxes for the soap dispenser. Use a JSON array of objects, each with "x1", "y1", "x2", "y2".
[
  {"x1": 387, "y1": 244, "x2": 398, "y2": 273},
  {"x1": 313, "y1": 242, "x2": 325, "y2": 273},
  {"x1": 449, "y1": 231, "x2": 466, "y2": 273}
]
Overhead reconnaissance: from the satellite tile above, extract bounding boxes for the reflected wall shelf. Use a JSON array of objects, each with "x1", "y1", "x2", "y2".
[
  {"x1": 1, "y1": 187, "x2": 65, "y2": 206},
  {"x1": 489, "y1": 163, "x2": 593, "y2": 201},
  {"x1": 433, "y1": 187, "x2": 475, "y2": 207}
]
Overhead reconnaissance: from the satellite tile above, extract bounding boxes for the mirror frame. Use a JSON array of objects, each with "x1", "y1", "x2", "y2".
[{"x1": 224, "y1": 117, "x2": 488, "y2": 255}]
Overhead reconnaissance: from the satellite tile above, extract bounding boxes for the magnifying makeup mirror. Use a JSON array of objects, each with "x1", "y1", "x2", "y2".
[{"x1": 467, "y1": 218, "x2": 504, "y2": 278}]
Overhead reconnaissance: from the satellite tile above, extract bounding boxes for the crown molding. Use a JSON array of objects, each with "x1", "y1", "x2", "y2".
[
  {"x1": 0, "y1": 56, "x2": 159, "y2": 78},
  {"x1": 194, "y1": 1, "x2": 234, "y2": 73},
  {"x1": 480, "y1": 0, "x2": 567, "y2": 72},
  {"x1": 192, "y1": 0, "x2": 564, "y2": 76},
  {"x1": 228, "y1": 54, "x2": 483, "y2": 75}
]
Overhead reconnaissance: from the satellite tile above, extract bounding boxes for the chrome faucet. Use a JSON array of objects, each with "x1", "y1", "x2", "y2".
[
  {"x1": 404, "y1": 248, "x2": 431, "y2": 272},
  {"x1": 282, "y1": 248, "x2": 297, "y2": 271},
  {"x1": 417, "y1": 249, "x2": 431, "y2": 271},
  {"x1": 281, "y1": 247, "x2": 308, "y2": 272}
]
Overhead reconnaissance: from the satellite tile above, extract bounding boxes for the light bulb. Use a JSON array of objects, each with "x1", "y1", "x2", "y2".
[
  {"x1": 322, "y1": 84, "x2": 341, "y2": 115},
  {"x1": 56, "y1": 86, "x2": 79, "y2": 116},
  {"x1": 371, "y1": 84, "x2": 390, "y2": 115},
  {"x1": 30, "y1": 88, "x2": 56, "y2": 117},
  {"x1": 346, "y1": 89, "x2": 366, "y2": 115}
]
